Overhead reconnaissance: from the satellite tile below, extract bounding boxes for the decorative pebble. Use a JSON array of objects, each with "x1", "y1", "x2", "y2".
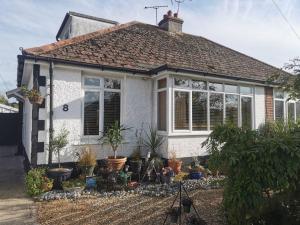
[{"x1": 38, "y1": 176, "x2": 225, "y2": 201}]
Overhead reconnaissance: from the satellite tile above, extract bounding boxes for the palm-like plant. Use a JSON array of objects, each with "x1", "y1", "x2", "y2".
[
  {"x1": 99, "y1": 121, "x2": 130, "y2": 159},
  {"x1": 143, "y1": 126, "x2": 164, "y2": 157},
  {"x1": 49, "y1": 128, "x2": 69, "y2": 168}
]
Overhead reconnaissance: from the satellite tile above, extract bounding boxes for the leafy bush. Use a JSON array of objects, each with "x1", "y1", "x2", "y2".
[
  {"x1": 25, "y1": 168, "x2": 53, "y2": 196},
  {"x1": 203, "y1": 122, "x2": 300, "y2": 225}
]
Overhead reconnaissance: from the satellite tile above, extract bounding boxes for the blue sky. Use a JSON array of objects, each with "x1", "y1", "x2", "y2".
[{"x1": 0, "y1": 0, "x2": 299, "y2": 95}]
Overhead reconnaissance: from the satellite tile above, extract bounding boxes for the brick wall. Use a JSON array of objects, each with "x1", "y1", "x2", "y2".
[{"x1": 265, "y1": 87, "x2": 274, "y2": 122}]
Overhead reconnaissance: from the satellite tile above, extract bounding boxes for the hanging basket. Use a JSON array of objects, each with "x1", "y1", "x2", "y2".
[{"x1": 29, "y1": 96, "x2": 44, "y2": 105}]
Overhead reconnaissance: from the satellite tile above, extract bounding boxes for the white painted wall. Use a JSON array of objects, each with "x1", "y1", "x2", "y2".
[{"x1": 32, "y1": 63, "x2": 268, "y2": 164}]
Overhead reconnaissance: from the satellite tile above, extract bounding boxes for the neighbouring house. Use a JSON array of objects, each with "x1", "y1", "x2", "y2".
[
  {"x1": 7, "y1": 11, "x2": 298, "y2": 167},
  {"x1": 0, "y1": 103, "x2": 18, "y2": 113}
]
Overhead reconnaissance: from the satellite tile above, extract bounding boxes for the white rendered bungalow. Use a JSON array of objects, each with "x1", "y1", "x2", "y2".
[{"x1": 12, "y1": 11, "x2": 294, "y2": 167}]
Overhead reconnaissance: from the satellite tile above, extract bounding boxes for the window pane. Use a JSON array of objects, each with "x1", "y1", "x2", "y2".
[
  {"x1": 158, "y1": 78, "x2": 167, "y2": 89},
  {"x1": 104, "y1": 92, "x2": 120, "y2": 132},
  {"x1": 191, "y1": 80, "x2": 207, "y2": 90},
  {"x1": 175, "y1": 91, "x2": 189, "y2": 130},
  {"x1": 297, "y1": 102, "x2": 300, "y2": 120},
  {"x1": 192, "y1": 92, "x2": 207, "y2": 130},
  {"x1": 104, "y1": 78, "x2": 121, "y2": 89},
  {"x1": 84, "y1": 91, "x2": 99, "y2": 135},
  {"x1": 288, "y1": 102, "x2": 295, "y2": 122},
  {"x1": 225, "y1": 94, "x2": 238, "y2": 126},
  {"x1": 275, "y1": 100, "x2": 284, "y2": 121},
  {"x1": 241, "y1": 97, "x2": 252, "y2": 129},
  {"x1": 240, "y1": 86, "x2": 253, "y2": 95},
  {"x1": 174, "y1": 78, "x2": 189, "y2": 87},
  {"x1": 84, "y1": 78, "x2": 100, "y2": 86},
  {"x1": 157, "y1": 91, "x2": 166, "y2": 131},
  {"x1": 209, "y1": 83, "x2": 223, "y2": 92},
  {"x1": 210, "y1": 93, "x2": 223, "y2": 129},
  {"x1": 224, "y1": 84, "x2": 238, "y2": 93},
  {"x1": 274, "y1": 89, "x2": 284, "y2": 99}
]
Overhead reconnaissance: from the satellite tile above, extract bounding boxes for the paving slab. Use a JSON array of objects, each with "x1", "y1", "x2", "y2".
[{"x1": 0, "y1": 146, "x2": 36, "y2": 225}]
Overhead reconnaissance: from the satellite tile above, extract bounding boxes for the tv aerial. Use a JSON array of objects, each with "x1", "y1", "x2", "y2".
[
  {"x1": 170, "y1": 0, "x2": 192, "y2": 14},
  {"x1": 144, "y1": 5, "x2": 168, "y2": 25}
]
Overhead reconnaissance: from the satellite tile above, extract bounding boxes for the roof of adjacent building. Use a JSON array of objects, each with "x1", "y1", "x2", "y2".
[
  {"x1": 56, "y1": 11, "x2": 119, "y2": 40},
  {"x1": 24, "y1": 21, "x2": 287, "y2": 83}
]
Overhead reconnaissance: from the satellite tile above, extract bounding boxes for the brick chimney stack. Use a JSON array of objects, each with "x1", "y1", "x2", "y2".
[{"x1": 158, "y1": 10, "x2": 183, "y2": 33}]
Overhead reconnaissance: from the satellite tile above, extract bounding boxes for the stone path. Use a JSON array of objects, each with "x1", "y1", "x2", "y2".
[{"x1": 0, "y1": 146, "x2": 36, "y2": 225}]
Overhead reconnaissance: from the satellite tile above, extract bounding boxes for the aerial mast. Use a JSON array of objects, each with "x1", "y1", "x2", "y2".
[{"x1": 144, "y1": 5, "x2": 168, "y2": 25}]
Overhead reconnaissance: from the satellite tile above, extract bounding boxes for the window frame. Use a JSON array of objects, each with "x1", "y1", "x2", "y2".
[
  {"x1": 82, "y1": 75, "x2": 122, "y2": 137},
  {"x1": 156, "y1": 77, "x2": 168, "y2": 132}
]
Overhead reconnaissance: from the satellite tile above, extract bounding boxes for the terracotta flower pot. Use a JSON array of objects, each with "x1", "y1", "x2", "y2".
[
  {"x1": 168, "y1": 160, "x2": 182, "y2": 174},
  {"x1": 107, "y1": 156, "x2": 127, "y2": 171}
]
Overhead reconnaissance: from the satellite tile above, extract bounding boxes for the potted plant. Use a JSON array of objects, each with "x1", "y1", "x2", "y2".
[
  {"x1": 21, "y1": 86, "x2": 44, "y2": 105},
  {"x1": 182, "y1": 197, "x2": 193, "y2": 213},
  {"x1": 62, "y1": 178, "x2": 85, "y2": 192},
  {"x1": 47, "y1": 128, "x2": 73, "y2": 189},
  {"x1": 99, "y1": 121, "x2": 130, "y2": 171},
  {"x1": 188, "y1": 162, "x2": 205, "y2": 180},
  {"x1": 168, "y1": 152, "x2": 182, "y2": 174},
  {"x1": 168, "y1": 207, "x2": 180, "y2": 223},
  {"x1": 77, "y1": 145, "x2": 97, "y2": 177}
]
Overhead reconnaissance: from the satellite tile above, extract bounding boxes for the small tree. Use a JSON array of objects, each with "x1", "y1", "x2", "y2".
[
  {"x1": 99, "y1": 121, "x2": 130, "y2": 159},
  {"x1": 270, "y1": 58, "x2": 300, "y2": 100},
  {"x1": 49, "y1": 128, "x2": 69, "y2": 167}
]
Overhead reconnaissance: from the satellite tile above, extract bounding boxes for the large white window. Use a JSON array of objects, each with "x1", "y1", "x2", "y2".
[
  {"x1": 274, "y1": 89, "x2": 300, "y2": 123},
  {"x1": 172, "y1": 77, "x2": 253, "y2": 132},
  {"x1": 83, "y1": 77, "x2": 121, "y2": 136}
]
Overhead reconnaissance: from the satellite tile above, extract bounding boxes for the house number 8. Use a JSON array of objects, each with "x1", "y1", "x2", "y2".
[{"x1": 63, "y1": 104, "x2": 69, "y2": 112}]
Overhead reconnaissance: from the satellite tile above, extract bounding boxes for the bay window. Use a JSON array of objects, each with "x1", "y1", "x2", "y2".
[
  {"x1": 83, "y1": 77, "x2": 121, "y2": 136},
  {"x1": 172, "y1": 77, "x2": 253, "y2": 132}
]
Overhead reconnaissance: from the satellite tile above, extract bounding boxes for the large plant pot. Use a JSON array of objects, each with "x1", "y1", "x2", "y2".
[
  {"x1": 168, "y1": 160, "x2": 182, "y2": 174},
  {"x1": 107, "y1": 156, "x2": 127, "y2": 171},
  {"x1": 79, "y1": 165, "x2": 95, "y2": 177},
  {"x1": 189, "y1": 171, "x2": 203, "y2": 180},
  {"x1": 47, "y1": 168, "x2": 73, "y2": 190}
]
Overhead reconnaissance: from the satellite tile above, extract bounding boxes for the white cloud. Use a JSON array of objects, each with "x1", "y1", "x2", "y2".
[{"x1": 0, "y1": 0, "x2": 299, "y2": 93}]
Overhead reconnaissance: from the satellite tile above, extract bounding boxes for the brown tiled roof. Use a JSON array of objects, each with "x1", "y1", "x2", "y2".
[{"x1": 23, "y1": 21, "x2": 286, "y2": 82}]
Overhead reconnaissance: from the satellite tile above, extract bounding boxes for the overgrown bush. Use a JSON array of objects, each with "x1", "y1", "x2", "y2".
[
  {"x1": 25, "y1": 168, "x2": 53, "y2": 196},
  {"x1": 203, "y1": 122, "x2": 300, "y2": 225}
]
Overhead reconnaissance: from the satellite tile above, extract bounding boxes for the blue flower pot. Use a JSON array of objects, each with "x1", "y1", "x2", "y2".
[{"x1": 189, "y1": 172, "x2": 203, "y2": 180}]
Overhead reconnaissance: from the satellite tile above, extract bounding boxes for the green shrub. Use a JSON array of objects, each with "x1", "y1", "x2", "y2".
[
  {"x1": 203, "y1": 122, "x2": 300, "y2": 225},
  {"x1": 25, "y1": 168, "x2": 51, "y2": 196}
]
